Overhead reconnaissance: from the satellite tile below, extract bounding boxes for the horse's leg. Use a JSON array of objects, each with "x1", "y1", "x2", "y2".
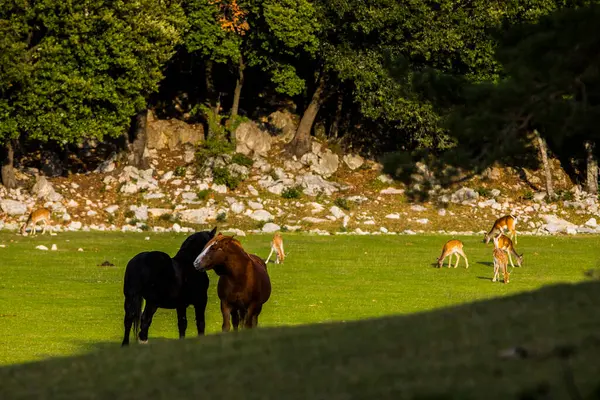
[
  {"x1": 244, "y1": 304, "x2": 262, "y2": 329},
  {"x1": 138, "y1": 302, "x2": 158, "y2": 344},
  {"x1": 177, "y1": 306, "x2": 187, "y2": 339},
  {"x1": 220, "y1": 301, "x2": 232, "y2": 332},
  {"x1": 193, "y1": 294, "x2": 208, "y2": 336},
  {"x1": 231, "y1": 308, "x2": 240, "y2": 332}
]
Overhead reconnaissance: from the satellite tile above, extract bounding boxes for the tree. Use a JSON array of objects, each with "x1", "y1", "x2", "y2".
[
  {"x1": 0, "y1": 0, "x2": 185, "y2": 182},
  {"x1": 448, "y1": 2, "x2": 600, "y2": 196},
  {"x1": 184, "y1": 0, "x2": 249, "y2": 135}
]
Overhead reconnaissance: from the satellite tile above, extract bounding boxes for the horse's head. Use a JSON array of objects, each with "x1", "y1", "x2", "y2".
[
  {"x1": 175, "y1": 227, "x2": 217, "y2": 264},
  {"x1": 193, "y1": 233, "x2": 235, "y2": 272}
]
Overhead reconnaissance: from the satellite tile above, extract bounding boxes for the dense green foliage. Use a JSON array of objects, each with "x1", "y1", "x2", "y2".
[
  {"x1": 1, "y1": 0, "x2": 600, "y2": 189},
  {"x1": 0, "y1": 0, "x2": 185, "y2": 146}
]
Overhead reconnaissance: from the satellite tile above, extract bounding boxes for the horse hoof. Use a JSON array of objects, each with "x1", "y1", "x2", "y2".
[{"x1": 138, "y1": 339, "x2": 148, "y2": 345}]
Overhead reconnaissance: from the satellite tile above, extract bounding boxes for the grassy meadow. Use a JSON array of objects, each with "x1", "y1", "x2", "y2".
[{"x1": 0, "y1": 231, "x2": 598, "y2": 367}]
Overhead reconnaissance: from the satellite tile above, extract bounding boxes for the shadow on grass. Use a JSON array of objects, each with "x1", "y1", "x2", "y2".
[
  {"x1": 477, "y1": 261, "x2": 493, "y2": 267},
  {"x1": 477, "y1": 276, "x2": 492, "y2": 281}
]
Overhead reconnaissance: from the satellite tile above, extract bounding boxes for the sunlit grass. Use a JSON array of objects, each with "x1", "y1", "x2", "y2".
[{"x1": 0, "y1": 231, "x2": 598, "y2": 366}]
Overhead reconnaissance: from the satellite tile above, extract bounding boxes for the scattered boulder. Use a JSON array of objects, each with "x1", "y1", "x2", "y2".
[
  {"x1": 262, "y1": 222, "x2": 281, "y2": 233},
  {"x1": 249, "y1": 210, "x2": 274, "y2": 222},
  {"x1": 36, "y1": 245, "x2": 49, "y2": 251},
  {"x1": 179, "y1": 207, "x2": 217, "y2": 224},
  {"x1": 343, "y1": 154, "x2": 364, "y2": 170},
  {"x1": 267, "y1": 110, "x2": 298, "y2": 143},
  {"x1": 540, "y1": 214, "x2": 577, "y2": 234},
  {"x1": 451, "y1": 187, "x2": 479, "y2": 203},
  {"x1": 235, "y1": 121, "x2": 272, "y2": 156},
  {"x1": 310, "y1": 150, "x2": 339, "y2": 178},
  {"x1": 1, "y1": 200, "x2": 27, "y2": 216},
  {"x1": 146, "y1": 111, "x2": 204, "y2": 150}
]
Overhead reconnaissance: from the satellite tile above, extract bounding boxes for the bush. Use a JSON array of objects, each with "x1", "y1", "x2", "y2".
[
  {"x1": 231, "y1": 153, "x2": 253, "y2": 167},
  {"x1": 282, "y1": 185, "x2": 303, "y2": 199},
  {"x1": 124, "y1": 210, "x2": 135, "y2": 219},
  {"x1": 174, "y1": 166, "x2": 186, "y2": 177},
  {"x1": 196, "y1": 189, "x2": 212, "y2": 201},
  {"x1": 195, "y1": 137, "x2": 235, "y2": 170},
  {"x1": 213, "y1": 167, "x2": 241, "y2": 190},
  {"x1": 334, "y1": 197, "x2": 351, "y2": 211},
  {"x1": 216, "y1": 212, "x2": 227, "y2": 222},
  {"x1": 557, "y1": 189, "x2": 575, "y2": 201},
  {"x1": 522, "y1": 190, "x2": 534, "y2": 201},
  {"x1": 476, "y1": 187, "x2": 491, "y2": 198}
]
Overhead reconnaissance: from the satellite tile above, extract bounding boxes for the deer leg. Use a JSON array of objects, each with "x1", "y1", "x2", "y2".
[
  {"x1": 454, "y1": 252, "x2": 459, "y2": 268},
  {"x1": 176, "y1": 306, "x2": 187, "y2": 339},
  {"x1": 457, "y1": 249, "x2": 469, "y2": 269},
  {"x1": 492, "y1": 261, "x2": 498, "y2": 282},
  {"x1": 266, "y1": 247, "x2": 274, "y2": 264},
  {"x1": 42, "y1": 220, "x2": 48, "y2": 235},
  {"x1": 507, "y1": 252, "x2": 515, "y2": 268}
]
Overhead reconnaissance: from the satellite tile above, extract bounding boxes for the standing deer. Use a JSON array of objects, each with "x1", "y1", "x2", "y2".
[
  {"x1": 265, "y1": 233, "x2": 285, "y2": 264},
  {"x1": 484, "y1": 215, "x2": 518, "y2": 244},
  {"x1": 494, "y1": 234, "x2": 523, "y2": 268},
  {"x1": 492, "y1": 236, "x2": 510, "y2": 284},
  {"x1": 437, "y1": 239, "x2": 469, "y2": 269},
  {"x1": 20, "y1": 208, "x2": 52, "y2": 236}
]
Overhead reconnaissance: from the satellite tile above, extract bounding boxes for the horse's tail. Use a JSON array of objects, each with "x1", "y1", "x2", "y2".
[{"x1": 123, "y1": 263, "x2": 143, "y2": 344}]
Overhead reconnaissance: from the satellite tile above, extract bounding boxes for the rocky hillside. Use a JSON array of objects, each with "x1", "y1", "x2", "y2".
[{"x1": 1, "y1": 111, "x2": 599, "y2": 238}]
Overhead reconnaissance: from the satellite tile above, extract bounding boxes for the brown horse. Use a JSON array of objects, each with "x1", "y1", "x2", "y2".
[{"x1": 193, "y1": 234, "x2": 271, "y2": 331}]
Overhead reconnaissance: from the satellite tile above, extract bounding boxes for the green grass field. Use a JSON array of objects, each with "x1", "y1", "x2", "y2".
[{"x1": 1, "y1": 231, "x2": 598, "y2": 367}]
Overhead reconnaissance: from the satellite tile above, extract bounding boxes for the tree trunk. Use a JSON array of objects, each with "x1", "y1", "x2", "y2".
[
  {"x1": 533, "y1": 129, "x2": 554, "y2": 198},
  {"x1": 286, "y1": 72, "x2": 327, "y2": 157},
  {"x1": 129, "y1": 108, "x2": 150, "y2": 169},
  {"x1": 230, "y1": 55, "x2": 245, "y2": 120},
  {"x1": 1, "y1": 140, "x2": 17, "y2": 189},
  {"x1": 205, "y1": 60, "x2": 220, "y2": 138},
  {"x1": 329, "y1": 90, "x2": 343, "y2": 138},
  {"x1": 585, "y1": 140, "x2": 598, "y2": 194}
]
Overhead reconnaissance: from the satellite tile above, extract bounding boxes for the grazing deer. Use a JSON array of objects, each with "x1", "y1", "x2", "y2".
[
  {"x1": 494, "y1": 234, "x2": 523, "y2": 268},
  {"x1": 20, "y1": 208, "x2": 52, "y2": 236},
  {"x1": 484, "y1": 215, "x2": 518, "y2": 244},
  {"x1": 265, "y1": 233, "x2": 285, "y2": 264},
  {"x1": 492, "y1": 238, "x2": 510, "y2": 283},
  {"x1": 437, "y1": 239, "x2": 469, "y2": 269}
]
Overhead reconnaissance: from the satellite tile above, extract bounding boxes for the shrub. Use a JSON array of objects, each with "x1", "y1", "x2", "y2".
[
  {"x1": 159, "y1": 213, "x2": 178, "y2": 223},
  {"x1": 476, "y1": 187, "x2": 491, "y2": 198},
  {"x1": 558, "y1": 189, "x2": 574, "y2": 201},
  {"x1": 196, "y1": 189, "x2": 212, "y2": 201},
  {"x1": 231, "y1": 153, "x2": 253, "y2": 167},
  {"x1": 216, "y1": 212, "x2": 227, "y2": 222},
  {"x1": 174, "y1": 166, "x2": 186, "y2": 177},
  {"x1": 124, "y1": 210, "x2": 135, "y2": 219},
  {"x1": 334, "y1": 197, "x2": 351, "y2": 211},
  {"x1": 213, "y1": 167, "x2": 241, "y2": 190},
  {"x1": 139, "y1": 224, "x2": 151, "y2": 232},
  {"x1": 522, "y1": 190, "x2": 534, "y2": 201},
  {"x1": 195, "y1": 137, "x2": 235, "y2": 171},
  {"x1": 282, "y1": 185, "x2": 303, "y2": 199}
]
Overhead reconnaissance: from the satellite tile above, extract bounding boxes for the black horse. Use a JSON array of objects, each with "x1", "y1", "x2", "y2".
[{"x1": 121, "y1": 227, "x2": 217, "y2": 346}]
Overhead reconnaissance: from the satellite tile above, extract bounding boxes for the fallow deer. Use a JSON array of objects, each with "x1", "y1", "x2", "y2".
[
  {"x1": 492, "y1": 237, "x2": 510, "y2": 284},
  {"x1": 494, "y1": 234, "x2": 523, "y2": 268},
  {"x1": 265, "y1": 233, "x2": 285, "y2": 264},
  {"x1": 20, "y1": 208, "x2": 52, "y2": 236},
  {"x1": 484, "y1": 215, "x2": 518, "y2": 244},
  {"x1": 437, "y1": 239, "x2": 469, "y2": 269}
]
